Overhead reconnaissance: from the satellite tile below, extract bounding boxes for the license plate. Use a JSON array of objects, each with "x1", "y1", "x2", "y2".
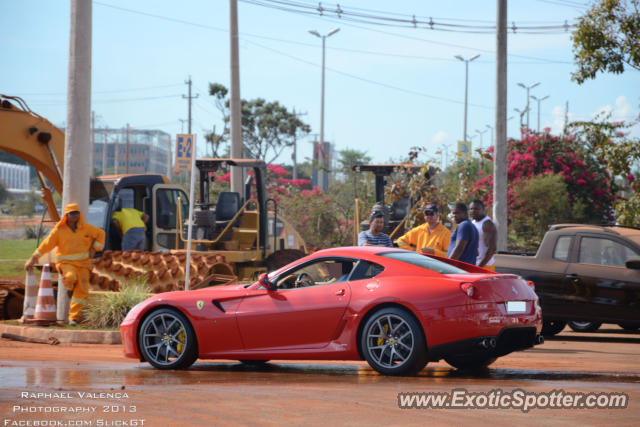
[{"x1": 506, "y1": 301, "x2": 527, "y2": 313}]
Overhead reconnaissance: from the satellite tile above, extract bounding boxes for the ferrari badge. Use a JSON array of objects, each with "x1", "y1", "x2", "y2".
[{"x1": 196, "y1": 300, "x2": 204, "y2": 310}]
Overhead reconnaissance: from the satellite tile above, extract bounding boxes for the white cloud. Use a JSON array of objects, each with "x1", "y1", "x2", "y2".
[{"x1": 431, "y1": 130, "x2": 450, "y2": 145}]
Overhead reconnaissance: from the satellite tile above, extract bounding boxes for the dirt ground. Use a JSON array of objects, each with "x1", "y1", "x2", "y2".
[{"x1": 1, "y1": 327, "x2": 640, "y2": 426}]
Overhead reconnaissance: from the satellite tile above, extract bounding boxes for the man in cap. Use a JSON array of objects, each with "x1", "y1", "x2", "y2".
[
  {"x1": 397, "y1": 203, "x2": 451, "y2": 256},
  {"x1": 358, "y1": 211, "x2": 393, "y2": 247},
  {"x1": 25, "y1": 203, "x2": 105, "y2": 325}
]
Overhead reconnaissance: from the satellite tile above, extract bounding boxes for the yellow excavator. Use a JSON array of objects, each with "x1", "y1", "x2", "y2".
[{"x1": 0, "y1": 95, "x2": 306, "y2": 313}]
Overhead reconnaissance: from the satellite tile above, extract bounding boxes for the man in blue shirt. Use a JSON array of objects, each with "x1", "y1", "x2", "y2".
[
  {"x1": 446, "y1": 202, "x2": 479, "y2": 265},
  {"x1": 358, "y1": 211, "x2": 393, "y2": 247}
]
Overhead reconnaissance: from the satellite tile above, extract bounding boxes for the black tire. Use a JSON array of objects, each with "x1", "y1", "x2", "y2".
[
  {"x1": 360, "y1": 307, "x2": 427, "y2": 376},
  {"x1": 618, "y1": 323, "x2": 640, "y2": 331},
  {"x1": 445, "y1": 355, "x2": 497, "y2": 371},
  {"x1": 568, "y1": 321, "x2": 602, "y2": 332},
  {"x1": 138, "y1": 308, "x2": 198, "y2": 370},
  {"x1": 541, "y1": 320, "x2": 566, "y2": 336}
]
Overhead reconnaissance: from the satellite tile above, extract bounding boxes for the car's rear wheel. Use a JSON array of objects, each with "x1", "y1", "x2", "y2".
[
  {"x1": 568, "y1": 321, "x2": 602, "y2": 332},
  {"x1": 445, "y1": 355, "x2": 497, "y2": 371},
  {"x1": 541, "y1": 320, "x2": 566, "y2": 336},
  {"x1": 360, "y1": 307, "x2": 427, "y2": 376},
  {"x1": 618, "y1": 323, "x2": 639, "y2": 331},
  {"x1": 138, "y1": 308, "x2": 198, "y2": 370}
]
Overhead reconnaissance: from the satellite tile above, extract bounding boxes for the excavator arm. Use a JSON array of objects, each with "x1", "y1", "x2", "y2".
[{"x1": 0, "y1": 95, "x2": 65, "y2": 221}]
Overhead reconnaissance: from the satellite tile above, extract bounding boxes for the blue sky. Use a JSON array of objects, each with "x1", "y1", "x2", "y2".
[{"x1": 2, "y1": 0, "x2": 639, "y2": 168}]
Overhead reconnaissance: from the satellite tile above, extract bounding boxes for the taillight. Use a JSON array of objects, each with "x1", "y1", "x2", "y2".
[
  {"x1": 460, "y1": 282, "x2": 476, "y2": 297},
  {"x1": 526, "y1": 280, "x2": 535, "y2": 291}
]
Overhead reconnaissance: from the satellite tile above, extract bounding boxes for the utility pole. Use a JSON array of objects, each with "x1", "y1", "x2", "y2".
[
  {"x1": 182, "y1": 76, "x2": 199, "y2": 135},
  {"x1": 125, "y1": 123, "x2": 130, "y2": 174},
  {"x1": 563, "y1": 101, "x2": 569, "y2": 134},
  {"x1": 101, "y1": 131, "x2": 107, "y2": 175},
  {"x1": 60, "y1": 0, "x2": 92, "y2": 323},
  {"x1": 229, "y1": 0, "x2": 243, "y2": 194},
  {"x1": 291, "y1": 108, "x2": 307, "y2": 180},
  {"x1": 90, "y1": 111, "x2": 95, "y2": 177},
  {"x1": 114, "y1": 135, "x2": 119, "y2": 174},
  {"x1": 494, "y1": 0, "x2": 508, "y2": 252}
]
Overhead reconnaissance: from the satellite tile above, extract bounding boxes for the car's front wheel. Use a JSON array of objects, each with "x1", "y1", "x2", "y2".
[
  {"x1": 138, "y1": 308, "x2": 198, "y2": 370},
  {"x1": 360, "y1": 307, "x2": 427, "y2": 376},
  {"x1": 568, "y1": 321, "x2": 602, "y2": 332},
  {"x1": 541, "y1": 320, "x2": 566, "y2": 336}
]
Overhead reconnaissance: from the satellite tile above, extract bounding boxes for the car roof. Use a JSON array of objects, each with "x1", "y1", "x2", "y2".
[
  {"x1": 310, "y1": 246, "x2": 406, "y2": 258},
  {"x1": 549, "y1": 224, "x2": 640, "y2": 237}
]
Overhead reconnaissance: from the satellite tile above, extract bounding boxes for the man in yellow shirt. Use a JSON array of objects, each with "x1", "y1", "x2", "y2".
[
  {"x1": 397, "y1": 203, "x2": 451, "y2": 257},
  {"x1": 24, "y1": 203, "x2": 105, "y2": 324},
  {"x1": 111, "y1": 206, "x2": 149, "y2": 251}
]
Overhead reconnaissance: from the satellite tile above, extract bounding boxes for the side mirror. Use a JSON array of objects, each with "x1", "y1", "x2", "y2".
[
  {"x1": 625, "y1": 258, "x2": 640, "y2": 270},
  {"x1": 258, "y1": 272, "x2": 275, "y2": 290}
]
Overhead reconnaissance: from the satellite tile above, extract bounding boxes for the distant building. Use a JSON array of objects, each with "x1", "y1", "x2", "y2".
[
  {"x1": 92, "y1": 128, "x2": 172, "y2": 176},
  {"x1": 0, "y1": 161, "x2": 30, "y2": 196}
]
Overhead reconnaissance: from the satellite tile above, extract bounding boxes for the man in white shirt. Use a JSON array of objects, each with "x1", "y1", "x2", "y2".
[{"x1": 469, "y1": 199, "x2": 497, "y2": 271}]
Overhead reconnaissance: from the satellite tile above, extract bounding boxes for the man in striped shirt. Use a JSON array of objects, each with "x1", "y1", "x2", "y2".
[{"x1": 358, "y1": 211, "x2": 393, "y2": 247}]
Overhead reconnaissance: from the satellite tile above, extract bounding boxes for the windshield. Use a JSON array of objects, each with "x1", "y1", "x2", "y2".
[{"x1": 378, "y1": 251, "x2": 468, "y2": 274}]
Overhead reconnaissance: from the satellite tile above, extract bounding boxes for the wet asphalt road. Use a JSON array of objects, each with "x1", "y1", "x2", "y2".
[{"x1": 1, "y1": 326, "x2": 639, "y2": 426}]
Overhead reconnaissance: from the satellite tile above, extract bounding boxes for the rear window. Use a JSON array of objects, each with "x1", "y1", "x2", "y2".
[{"x1": 378, "y1": 251, "x2": 468, "y2": 274}]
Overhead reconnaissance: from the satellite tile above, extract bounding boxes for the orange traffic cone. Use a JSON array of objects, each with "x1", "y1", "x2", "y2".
[{"x1": 33, "y1": 264, "x2": 57, "y2": 326}]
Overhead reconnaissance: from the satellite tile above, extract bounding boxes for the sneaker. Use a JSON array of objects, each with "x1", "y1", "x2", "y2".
[{"x1": 69, "y1": 320, "x2": 78, "y2": 326}]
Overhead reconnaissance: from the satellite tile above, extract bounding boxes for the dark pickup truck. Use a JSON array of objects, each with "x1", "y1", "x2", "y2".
[{"x1": 495, "y1": 224, "x2": 640, "y2": 335}]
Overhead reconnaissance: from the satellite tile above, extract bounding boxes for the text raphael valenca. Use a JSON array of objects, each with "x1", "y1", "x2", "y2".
[{"x1": 20, "y1": 392, "x2": 129, "y2": 399}]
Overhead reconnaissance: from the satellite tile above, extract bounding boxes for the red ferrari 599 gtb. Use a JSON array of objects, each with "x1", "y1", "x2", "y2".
[{"x1": 121, "y1": 246, "x2": 543, "y2": 375}]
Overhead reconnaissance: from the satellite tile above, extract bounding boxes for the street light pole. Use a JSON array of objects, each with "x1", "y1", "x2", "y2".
[
  {"x1": 486, "y1": 124, "x2": 494, "y2": 149},
  {"x1": 455, "y1": 54, "x2": 480, "y2": 142},
  {"x1": 309, "y1": 28, "x2": 339, "y2": 190},
  {"x1": 530, "y1": 95, "x2": 549, "y2": 132},
  {"x1": 517, "y1": 82, "x2": 540, "y2": 130},
  {"x1": 475, "y1": 128, "x2": 488, "y2": 150}
]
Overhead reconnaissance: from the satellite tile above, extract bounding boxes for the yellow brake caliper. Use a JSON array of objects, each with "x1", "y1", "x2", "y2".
[
  {"x1": 377, "y1": 323, "x2": 389, "y2": 346},
  {"x1": 176, "y1": 331, "x2": 186, "y2": 354}
]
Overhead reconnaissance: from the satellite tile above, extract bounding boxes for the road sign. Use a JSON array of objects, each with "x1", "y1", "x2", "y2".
[
  {"x1": 174, "y1": 134, "x2": 195, "y2": 173},
  {"x1": 457, "y1": 140, "x2": 472, "y2": 159}
]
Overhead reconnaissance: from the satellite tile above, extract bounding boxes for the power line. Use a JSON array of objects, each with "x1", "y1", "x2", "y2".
[
  {"x1": 243, "y1": 38, "x2": 494, "y2": 110},
  {"x1": 94, "y1": 0, "x2": 572, "y2": 64},
  {"x1": 240, "y1": 0, "x2": 575, "y2": 34}
]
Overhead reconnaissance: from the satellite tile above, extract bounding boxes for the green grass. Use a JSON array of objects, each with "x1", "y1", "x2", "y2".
[{"x1": 0, "y1": 239, "x2": 38, "y2": 279}]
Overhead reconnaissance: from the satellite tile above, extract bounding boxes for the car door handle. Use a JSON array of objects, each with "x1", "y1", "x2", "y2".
[
  {"x1": 566, "y1": 274, "x2": 580, "y2": 281},
  {"x1": 336, "y1": 289, "x2": 345, "y2": 296}
]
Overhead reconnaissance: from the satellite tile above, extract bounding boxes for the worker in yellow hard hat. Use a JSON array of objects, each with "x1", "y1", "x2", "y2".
[{"x1": 25, "y1": 203, "x2": 105, "y2": 325}]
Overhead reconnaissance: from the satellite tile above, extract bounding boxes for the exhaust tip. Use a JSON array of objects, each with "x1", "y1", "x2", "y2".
[
  {"x1": 489, "y1": 338, "x2": 497, "y2": 348},
  {"x1": 536, "y1": 334, "x2": 545, "y2": 345}
]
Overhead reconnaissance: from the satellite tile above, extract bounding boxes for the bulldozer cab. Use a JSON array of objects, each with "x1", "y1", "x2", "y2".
[
  {"x1": 192, "y1": 158, "x2": 268, "y2": 254},
  {"x1": 352, "y1": 163, "x2": 429, "y2": 238}
]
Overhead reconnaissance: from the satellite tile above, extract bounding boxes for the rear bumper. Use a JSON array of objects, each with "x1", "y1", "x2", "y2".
[{"x1": 427, "y1": 326, "x2": 543, "y2": 362}]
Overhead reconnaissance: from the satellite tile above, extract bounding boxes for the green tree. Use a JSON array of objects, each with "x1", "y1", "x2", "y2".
[
  {"x1": 510, "y1": 174, "x2": 571, "y2": 251},
  {"x1": 205, "y1": 83, "x2": 311, "y2": 163},
  {"x1": 569, "y1": 117, "x2": 640, "y2": 225},
  {"x1": 571, "y1": 0, "x2": 640, "y2": 83}
]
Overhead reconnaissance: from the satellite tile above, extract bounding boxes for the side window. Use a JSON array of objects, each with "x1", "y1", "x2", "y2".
[
  {"x1": 275, "y1": 259, "x2": 356, "y2": 290},
  {"x1": 553, "y1": 236, "x2": 572, "y2": 262},
  {"x1": 579, "y1": 237, "x2": 637, "y2": 266},
  {"x1": 350, "y1": 260, "x2": 385, "y2": 281},
  {"x1": 118, "y1": 188, "x2": 135, "y2": 209}
]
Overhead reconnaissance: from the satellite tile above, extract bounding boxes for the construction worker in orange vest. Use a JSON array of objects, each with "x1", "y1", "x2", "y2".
[{"x1": 25, "y1": 203, "x2": 105, "y2": 325}]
